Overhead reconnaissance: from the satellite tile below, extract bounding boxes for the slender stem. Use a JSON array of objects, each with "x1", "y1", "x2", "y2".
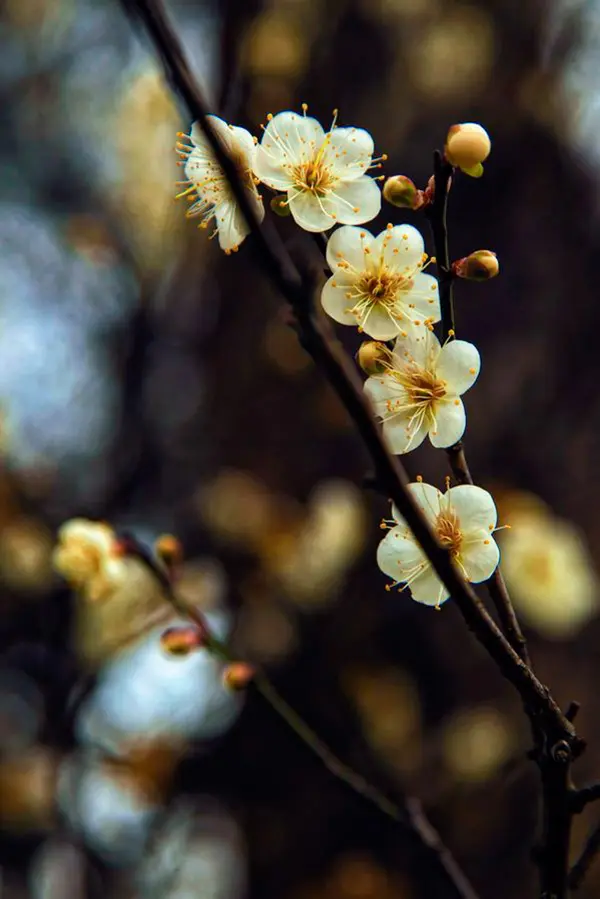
[
  {"x1": 425, "y1": 158, "x2": 530, "y2": 668},
  {"x1": 162, "y1": 587, "x2": 480, "y2": 899},
  {"x1": 424, "y1": 151, "x2": 575, "y2": 898},
  {"x1": 426, "y1": 151, "x2": 455, "y2": 343},
  {"x1": 569, "y1": 818, "x2": 600, "y2": 891},
  {"x1": 122, "y1": 0, "x2": 579, "y2": 754}
]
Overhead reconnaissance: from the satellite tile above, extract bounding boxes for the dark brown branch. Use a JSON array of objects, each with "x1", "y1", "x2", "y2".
[
  {"x1": 424, "y1": 150, "x2": 577, "y2": 899},
  {"x1": 122, "y1": 0, "x2": 579, "y2": 753},
  {"x1": 569, "y1": 817, "x2": 600, "y2": 891},
  {"x1": 571, "y1": 782, "x2": 600, "y2": 813}
]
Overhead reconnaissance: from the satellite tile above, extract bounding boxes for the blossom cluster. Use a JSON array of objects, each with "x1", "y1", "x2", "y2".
[{"x1": 176, "y1": 111, "x2": 500, "y2": 607}]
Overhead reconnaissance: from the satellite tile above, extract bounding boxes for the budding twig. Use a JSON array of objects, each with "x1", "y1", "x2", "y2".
[{"x1": 120, "y1": 3, "x2": 584, "y2": 897}]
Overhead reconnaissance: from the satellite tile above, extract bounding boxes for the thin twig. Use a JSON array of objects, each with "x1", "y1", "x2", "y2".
[
  {"x1": 571, "y1": 782, "x2": 600, "y2": 813},
  {"x1": 121, "y1": 0, "x2": 579, "y2": 754},
  {"x1": 424, "y1": 151, "x2": 577, "y2": 899},
  {"x1": 160, "y1": 587, "x2": 481, "y2": 899},
  {"x1": 569, "y1": 817, "x2": 600, "y2": 890},
  {"x1": 425, "y1": 156, "x2": 531, "y2": 668}
]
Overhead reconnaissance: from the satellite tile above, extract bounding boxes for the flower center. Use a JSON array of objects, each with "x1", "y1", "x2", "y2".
[
  {"x1": 355, "y1": 269, "x2": 413, "y2": 313},
  {"x1": 292, "y1": 158, "x2": 334, "y2": 196},
  {"x1": 435, "y1": 510, "x2": 463, "y2": 556},
  {"x1": 402, "y1": 368, "x2": 447, "y2": 405}
]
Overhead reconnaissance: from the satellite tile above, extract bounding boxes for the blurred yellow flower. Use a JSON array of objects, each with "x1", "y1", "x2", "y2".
[
  {"x1": 442, "y1": 705, "x2": 514, "y2": 783},
  {"x1": 114, "y1": 67, "x2": 183, "y2": 271},
  {"x1": 53, "y1": 519, "x2": 173, "y2": 664},
  {"x1": 499, "y1": 491, "x2": 599, "y2": 639}
]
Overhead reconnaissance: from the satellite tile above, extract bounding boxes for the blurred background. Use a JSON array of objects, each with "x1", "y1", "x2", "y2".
[{"x1": 2, "y1": 0, "x2": 600, "y2": 897}]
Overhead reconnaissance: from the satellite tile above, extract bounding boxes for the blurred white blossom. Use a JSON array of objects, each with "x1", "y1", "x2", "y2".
[
  {"x1": 321, "y1": 224, "x2": 440, "y2": 338},
  {"x1": 76, "y1": 613, "x2": 241, "y2": 754},
  {"x1": 499, "y1": 491, "x2": 599, "y2": 638},
  {"x1": 57, "y1": 752, "x2": 160, "y2": 864},
  {"x1": 136, "y1": 800, "x2": 245, "y2": 899}
]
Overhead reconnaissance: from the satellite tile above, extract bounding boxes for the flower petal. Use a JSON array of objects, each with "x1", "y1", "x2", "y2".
[
  {"x1": 446, "y1": 484, "x2": 498, "y2": 531},
  {"x1": 325, "y1": 225, "x2": 373, "y2": 278},
  {"x1": 384, "y1": 415, "x2": 429, "y2": 454},
  {"x1": 191, "y1": 115, "x2": 232, "y2": 152},
  {"x1": 405, "y1": 272, "x2": 441, "y2": 322},
  {"x1": 429, "y1": 399, "x2": 466, "y2": 448},
  {"x1": 287, "y1": 191, "x2": 338, "y2": 231},
  {"x1": 215, "y1": 202, "x2": 248, "y2": 252},
  {"x1": 359, "y1": 303, "x2": 403, "y2": 340},
  {"x1": 252, "y1": 147, "x2": 295, "y2": 191},
  {"x1": 392, "y1": 325, "x2": 440, "y2": 370},
  {"x1": 460, "y1": 534, "x2": 500, "y2": 583},
  {"x1": 409, "y1": 568, "x2": 451, "y2": 606},
  {"x1": 377, "y1": 527, "x2": 425, "y2": 580},
  {"x1": 327, "y1": 176, "x2": 382, "y2": 226},
  {"x1": 364, "y1": 374, "x2": 400, "y2": 407},
  {"x1": 392, "y1": 481, "x2": 442, "y2": 527},
  {"x1": 228, "y1": 124, "x2": 256, "y2": 161},
  {"x1": 322, "y1": 127, "x2": 375, "y2": 178},
  {"x1": 321, "y1": 278, "x2": 358, "y2": 325},
  {"x1": 371, "y1": 225, "x2": 425, "y2": 272},
  {"x1": 259, "y1": 111, "x2": 325, "y2": 165},
  {"x1": 436, "y1": 340, "x2": 481, "y2": 395}
]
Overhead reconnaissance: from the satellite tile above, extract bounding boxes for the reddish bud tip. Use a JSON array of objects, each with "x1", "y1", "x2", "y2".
[
  {"x1": 222, "y1": 662, "x2": 256, "y2": 691},
  {"x1": 160, "y1": 626, "x2": 205, "y2": 656}
]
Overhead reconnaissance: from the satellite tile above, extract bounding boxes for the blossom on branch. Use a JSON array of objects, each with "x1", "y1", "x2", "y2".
[
  {"x1": 176, "y1": 116, "x2": 264, "y2": 253},
  {"x1": 377, "y1": 481, "x2": 500, "y2": 607},
  {"x1": 253, "y1": 108, "x2": 382, "y2": 231},
  {"x1": 364, "y1": 329, "x2": 480, "y2": 453},
  {"x1": 321, "y1": 224, "x2": 440, "y2": 339}
]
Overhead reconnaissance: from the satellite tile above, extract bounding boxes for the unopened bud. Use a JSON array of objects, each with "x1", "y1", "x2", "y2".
[
  {"x1": 357, "y1": 340, "x2": 392, "y2": 375},
  {"x1": 445, "y1": 123, "x2": 491, "y2": 175},
  {"x1": 382, "y1": 175, "x2": 425, "y2": 210},
  {"x1": 155, "y1": 534, "x2": 183, "y2": 568},
  {"x1": 160, "y1": 625, "x2": 205, "y2": 656},
  {"x1": 222, "y1": 661, "x2": 256, "y2": 691},
  {"x1": 270, "y1": 195, "x2": 291, "y2": 216},
  {"x1": 453, "y1": 250, "x2": 499, "y2": 281}
]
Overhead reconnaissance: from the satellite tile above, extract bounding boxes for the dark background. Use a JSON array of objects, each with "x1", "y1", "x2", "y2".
[{"x1": 2, "y1": 1, "x2": 600, "y2": 897}]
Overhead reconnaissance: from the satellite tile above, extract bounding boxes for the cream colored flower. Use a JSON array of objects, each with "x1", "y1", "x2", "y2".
[
  {"x1": 322, "y1": 224, "x2": 440, "y2": 339},
  {"x1": 377, "y1": 481, "x2": 500, "y2": 606},
  {"x1": 176, "y1": 116, "x2": 264, "y2": 253},
  {"x1": 253, "y1": 109, "x2": 382, "y2": 231},
  {"x1": 499, "y1": 493, "x2": 599, "y2": 639},
  {"x1": 364, "y1": 328, "x2": 480, "y2": 453},
  {"x1": 52, "y1": 519, "x2": 115, "y2": 590}
]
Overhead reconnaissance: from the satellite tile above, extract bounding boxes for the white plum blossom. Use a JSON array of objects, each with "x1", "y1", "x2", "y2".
[
  {"x1": 321, "y1": 224, "x2": 440, "y2": 339},
  {"x1": 364, "y1": 329, "x2": 480, "y2": 453},
  {"x1": 176, "y1": 116, "x2": 264, "y2": 253},
  {"x1": 253, "y1": 109, "x2": 382, "y2": 231},
  {"x1": 377, "y1": 481, "x2": 500, "y2": 607}
]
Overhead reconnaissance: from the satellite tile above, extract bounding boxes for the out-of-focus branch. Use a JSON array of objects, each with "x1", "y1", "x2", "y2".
[
  {"x1": 571, "y1": 782, "x2": 600, "y2": 813},
  {"x1": 568, "y1": 817, "x2": 600, "y2": 890}
]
